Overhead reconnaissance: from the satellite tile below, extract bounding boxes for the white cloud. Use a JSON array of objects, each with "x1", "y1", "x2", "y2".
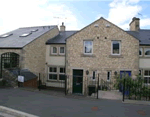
[
  {"x1": 140, "y1": 18, "x2": 150, "y2": 27},
  {"x1": 0, "y1": 0, "x2": 79, "y2": 35},
  {"x1": 108, "y1": 0, "x2": 142, "y2": 29},
  {"x1": 108, "y1": 0, "x2": 150, "y2": 30}
]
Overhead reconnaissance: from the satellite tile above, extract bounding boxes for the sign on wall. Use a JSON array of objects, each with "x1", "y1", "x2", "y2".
[{"x1": 18, "y1": 76, "x2": 24, "y2": 82}]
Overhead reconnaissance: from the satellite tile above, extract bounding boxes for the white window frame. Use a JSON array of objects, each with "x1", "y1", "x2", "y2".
[
  {"x1": 59, "y1": 47, "x2": 65, "y2": 55},
  {"x1": 139, "y1": 48, "x2": 143, "y2": 56},
  {"x1": 48, "y1": 67, "x2": 57, "y2": 80},
  {"x1": 111, "y1": 41, "x2": 121, "y2": 55},
  {"x1": 144, "y1": 70, "x2": 150, "y2": 85},
  {"x1": 144, "y1": 48, "x2": 150, "y2": 57},
  {"x1": 107, "y1": 71, "x2": 111, "y2": 81},
  {"x1": 83, "y1": 41, "x2": 93, "y2": 55},
  {"x1": 51, "y1": 47, "x2": 58, "y2": 55},
  {"x1": 59, "y1": 67, "x2": 65, "y2": 81}
]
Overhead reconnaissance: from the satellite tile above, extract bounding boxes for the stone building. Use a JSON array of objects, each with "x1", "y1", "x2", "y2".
[{"x1": 1, "y1": 17, "x2": 150, "y2": 94}]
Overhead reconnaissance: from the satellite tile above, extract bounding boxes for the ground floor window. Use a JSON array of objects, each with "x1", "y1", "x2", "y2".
[
  {"x1": 144, "y1": 70, "x2": 150, "y2": 84},
  {"x1": 48, "y1": 66, "x2": 65, "y2": 81},
  {"x1": 107, "y1": 71, "x2": 111, "y2": 81}
]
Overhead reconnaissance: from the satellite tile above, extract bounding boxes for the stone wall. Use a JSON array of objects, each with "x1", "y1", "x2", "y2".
[
  {"x1": 66, "y1": 18, "x2": 139, "y2": 94},
  {"x1": 23, "y1": 27, "x2": 59, "y2": 74}
]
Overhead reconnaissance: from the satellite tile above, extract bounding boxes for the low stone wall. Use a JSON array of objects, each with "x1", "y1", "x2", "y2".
[{"x1": 2, "y1": 69, "x2": 18, "y2": 88}]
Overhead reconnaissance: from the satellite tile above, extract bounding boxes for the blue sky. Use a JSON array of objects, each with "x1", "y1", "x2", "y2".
[{"x1": 0, "y1": 0, "x2": 150, "y2": 34}]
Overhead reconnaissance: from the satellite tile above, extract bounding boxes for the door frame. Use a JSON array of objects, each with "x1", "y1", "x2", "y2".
[{"x1": 72, "y1": 69, "x2": 84, "y2": 94}]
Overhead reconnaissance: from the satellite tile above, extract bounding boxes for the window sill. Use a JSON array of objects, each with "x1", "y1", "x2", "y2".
[
  {"x1": 81, "y1": 54, "x2": 96, "y2": 57},
  {"x1": 109, "y1": 55, "x2": 123, "y2": 58},
  {"x1": 140, "y1": 56, "x2": 150, "y2": 58},
  {"x1": 50, "y1": 54, "x2": 65, "y2": 56},
  {"x1": 47, "y1": 80, "x2": 65, "y2": 83}
]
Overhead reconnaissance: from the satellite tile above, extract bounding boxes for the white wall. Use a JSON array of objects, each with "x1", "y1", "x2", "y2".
[
  {"x1": 139, "y1": 58, "x2": 150, "y2": 68},
  {"x1": 46, "y1": 45, "x2": 65, "y2": 66}
]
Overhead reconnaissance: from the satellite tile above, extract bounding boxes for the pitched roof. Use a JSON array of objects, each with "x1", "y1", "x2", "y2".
[
  {"x1": 0, "y1": 25, "x2": 57, "y2": 48},
  {"x1": 46, "y1": 31, "x2": 78, "y2": 44},
  {"x1": 126, "y1": 29, "x2": 150, "y2": 45}
]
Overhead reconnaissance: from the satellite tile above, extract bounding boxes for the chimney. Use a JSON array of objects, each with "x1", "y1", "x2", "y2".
[
  {"x1": 129, "y1": 17, "x2": 140, "y2": 31},
  {"x1": 60, "y1": 22, "x2": 65, "y2": 31}
]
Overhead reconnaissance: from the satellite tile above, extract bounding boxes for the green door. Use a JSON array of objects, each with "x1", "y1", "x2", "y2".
[{"x1": 73, "y1": 69, "x2": 83, "y2": 94}]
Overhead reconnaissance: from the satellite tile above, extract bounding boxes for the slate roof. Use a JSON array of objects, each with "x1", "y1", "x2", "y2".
[
  {"x1": 46, "y1": 31, "x2": 78, "y2": 44},
  {"x1": 0, "y1": 25, "x2": 57, "y2": 48},
  {"x1": 126, "y1": 30, "x2": 150, "y2": 45},
  {"x1": 9, "y1": 69, "x2": 37, "y2": 82}
]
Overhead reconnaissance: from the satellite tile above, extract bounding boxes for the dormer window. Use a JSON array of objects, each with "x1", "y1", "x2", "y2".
[
  {"x1": 0, "y1": 33, "x2": 13, "y2": 38},
  {"x1": 20, "y1": 32, "x2": 32, "y2": 37},
  {"x1": 31, "y1": 29, "x2": 38, "y2": 32}
]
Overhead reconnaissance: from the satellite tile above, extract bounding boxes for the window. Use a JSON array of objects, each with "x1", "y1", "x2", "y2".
[
  {"x1": 48, "y1": 67, "x2": 57, "y2": 80},
  {"x1": 20, "y1": 32, "x2": 32, "y2": 37},
  {"x1": 31, "y1": 29, "x2": 38, "y2": 32},
  {"x1": 92, "y1": 71, "x2": 96, "y2": 80},
  {"x1": 84, "y1": 41, "x2": 93, "y2": 54},
  {"x1": 51, "y1": 47, "x2": 57, "y2": 54},
  {"x1": 59, "y1": 67, "x2": 65, "y2": 80},
  {"x1": 0, "y1": 33, "x2": 13, "y2": 38},
  {"x1": 107, "y1": 71, "x2": 111, "y2": 81},
  {"x1": 59, "y1": 47, "x2": 65, "y2": 55},
  {"x1": 144, "y1": 70, "x2": 150, "y2": 84},
  {"x1": 144, "y1": 48, "x2": 150, "y2": 56},
  {"x1": 48, "y1": 66, "x2": 65, "y2": 80},
  {"x1": 112, "y1": 41, "x2": 120, "y2": 55},
  {"x1": 139, "y1": 48, "x2": 142, "y2": 56}
]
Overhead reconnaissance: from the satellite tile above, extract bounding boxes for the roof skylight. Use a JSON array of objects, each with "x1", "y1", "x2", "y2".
[
  {"x1": 20, "y1": 32, "x2": 32, "y2": 37},
  {"x1": 0, "y1": 33, "x2": 13, "y2": 38},
  {"x1": 31, "y1": 29, "x2": 38, "y2": 32}
]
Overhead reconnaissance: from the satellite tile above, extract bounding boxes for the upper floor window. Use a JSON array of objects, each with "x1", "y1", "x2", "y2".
[
  {"x1": 144, "y1": 48, "x2": 150, "y2": 56},
  {"x1": 51, "y1": 47, "x2": 57, "y2": 54},
  {"x1": 111, "y1": 41, "x2": 121, "y2": 55},
  {"x1": 59, "y1": 47, "x2": 65, "y2": 55},
  {"x1": 139, "y1": 48, "x2": 142, "y2": 56},
  {"x1": 84, "y1": 41, "x2": 93, "y2": 54},
  {"x1": 92, "y1": 71, "x2": 96, "y2": 80}
]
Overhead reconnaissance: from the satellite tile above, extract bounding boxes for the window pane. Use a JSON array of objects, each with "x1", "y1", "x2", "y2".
[
  {"x1": 60, "y1": 68, "x2": 65, "y2": 73},
  {"x1": 112, "y1": 41, "x2": 120, "y2": 54},
  {"x1": 149, "y1": 78, "x2": 150, "y2": 83},
  {"x1": 84, "y1": 41, "x2": 93, "y2": 53},
  {"x1": 53, "y1": 67, "x2": 57, "y2": 72},
  {"x1": 60, "y1": 47, "x2": 65, "y2": 53},
  {"x1": 139, "y1": 50, "x2": 141, "y2": 55},
  {"x1": 49, "y1": 67, "x2": 57, "y2": 72},
  {"x1": 144, "y1": 70, "x2": 148, "y2": 76},
  {"x1": 49, "y1": 67, "x2": 52, "y2": 72},
  {"x1": 139, "y1": 70, "x2": 142, "y2": 75},
  {"x1": 139, "y1": 48, "x2": 142, "y2": 56},
  {"x1": 59, "y1": 74, "x2": 65, "y2": 80},
  {"x1": 144, "y1": 48, "x2": 150, "y2": 55},
  {"x1": 53, "y1": 47, "x2": 57, "y2": 53},
  {"x1": 49, "y1": 74, "x2": 57, "y2": 80},
  {"x1": 144, "y1": 77, "x2": 148, "y2": 83}
]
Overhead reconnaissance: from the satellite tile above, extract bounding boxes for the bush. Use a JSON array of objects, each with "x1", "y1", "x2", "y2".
[{"x1": 0, "y1": 79, "x2": 8, "y2": 86}]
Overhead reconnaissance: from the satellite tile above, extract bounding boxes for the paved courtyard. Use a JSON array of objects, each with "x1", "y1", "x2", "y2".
[{"x1": 0, "y1": 88, "x2": 150, "y2": 117}]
